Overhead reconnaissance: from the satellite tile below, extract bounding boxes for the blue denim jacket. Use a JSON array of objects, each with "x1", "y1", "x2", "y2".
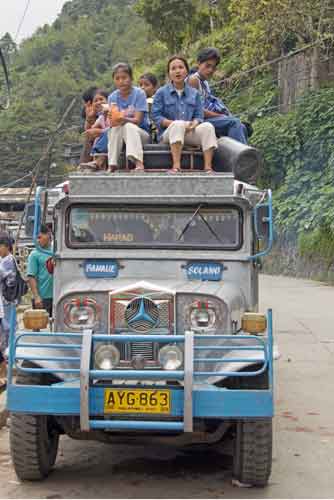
[{"x1": 152, "y1": 83, "x2": 204, "y2": 139}]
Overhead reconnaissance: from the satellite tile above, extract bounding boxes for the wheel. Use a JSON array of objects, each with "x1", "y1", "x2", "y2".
[
  {"x1": 233, "y1": 418, "x2": 272, "y2": 487},
  {"x1": 10, "y1": 413, "x2": 59, "y2": 480},
  {"x1": 9, "y1": 367, "x2": 60, "y2": 480}
]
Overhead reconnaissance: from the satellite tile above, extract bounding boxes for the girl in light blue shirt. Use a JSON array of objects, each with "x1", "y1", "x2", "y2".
[{"x1": 107, "y1": 63, "x2": 150, "y2": 172}]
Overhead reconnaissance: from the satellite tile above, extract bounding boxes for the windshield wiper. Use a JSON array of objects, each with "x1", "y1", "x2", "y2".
[
  {"x1": 198, "y1": 211, "x2": 224, "y2": 244},
  {"x1": 177, "y1": 204, "x2": 223, "y2": 244},
  {"x1": 177, "y1": 204, "x2": 203, "y2": 241}
]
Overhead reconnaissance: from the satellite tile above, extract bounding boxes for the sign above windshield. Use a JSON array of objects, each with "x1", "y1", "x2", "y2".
[{"x1": 68, "y1": 205, "x2": 242, "y2": 250}]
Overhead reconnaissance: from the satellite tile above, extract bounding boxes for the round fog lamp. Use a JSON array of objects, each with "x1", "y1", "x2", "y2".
[
  {"x1": 94, "y1": 344, "x2": 120, "y2": 370},
  {"x1": 159, "y1": 344, "x2": 183, "y2": 371}
]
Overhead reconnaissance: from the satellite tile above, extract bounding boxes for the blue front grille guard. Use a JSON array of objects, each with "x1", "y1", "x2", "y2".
[{"x1": 7, "y1": 307, "x2": 274, "y2": 433}]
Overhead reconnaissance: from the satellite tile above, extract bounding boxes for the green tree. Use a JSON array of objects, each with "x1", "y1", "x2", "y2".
[
  {"x1": 135, "y1": 0, "x2": 197, "y2": 52},
  {"x1": 228, "y1": 0, "x2": 334, "y2": 68}
]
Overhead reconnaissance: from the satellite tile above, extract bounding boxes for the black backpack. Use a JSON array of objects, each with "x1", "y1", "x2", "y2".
[{"x1": 2, "y1": 259, "x2": 29, "y2": 303}]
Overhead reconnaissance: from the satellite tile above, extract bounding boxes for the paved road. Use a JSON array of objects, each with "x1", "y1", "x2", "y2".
[{"x1": 0, "y1": 275, "x2": 333, "y2": 498}]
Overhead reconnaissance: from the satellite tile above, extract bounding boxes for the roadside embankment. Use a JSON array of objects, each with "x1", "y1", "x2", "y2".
[{"x1": 263, "y1": 242, "x2": 334, "y2": 284}]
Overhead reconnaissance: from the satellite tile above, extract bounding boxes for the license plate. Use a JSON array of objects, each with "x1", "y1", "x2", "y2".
[{"x1": 104, "y1": 389, "x2": 171, "y2": 414}]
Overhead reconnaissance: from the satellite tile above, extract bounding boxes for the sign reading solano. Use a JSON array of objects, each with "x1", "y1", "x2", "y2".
[
  {"x1": 186, "y1": 262, "x2": 224, "y2": 281},
  {"x1": 84, "y1": 260, "x2": 119, "y2": 279}
]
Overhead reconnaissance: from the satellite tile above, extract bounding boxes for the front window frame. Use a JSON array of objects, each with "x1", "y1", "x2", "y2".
[{"x1": 65, "y1": 204, "x2": 244, "y2": 251}]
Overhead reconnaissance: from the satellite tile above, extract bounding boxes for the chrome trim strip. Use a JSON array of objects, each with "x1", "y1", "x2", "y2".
[
  {"x1": 80, "y1": 329, "x2": 92, "y2": 432},
  {"x1": 184, "y1": 330, "x2": 194, "y2": 432}
]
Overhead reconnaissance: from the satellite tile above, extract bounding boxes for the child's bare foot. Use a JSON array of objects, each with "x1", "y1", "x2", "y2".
[
  {"x1": 168, "y1": 165, "x2": 181, "y2": 174},
  {"x1": 79, "y1": 161, "x2": 99, "y2": 171},
  {"x1": 107, "y1": 165, "x2": 117, "y2": 173},
  {"x1": 134, "y1": 161, "x2": 145, "y2": 172}
]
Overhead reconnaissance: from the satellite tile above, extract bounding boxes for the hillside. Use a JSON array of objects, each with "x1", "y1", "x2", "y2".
[{"x1": 0, "y1": 0, "x2": 334, "y2": 277}]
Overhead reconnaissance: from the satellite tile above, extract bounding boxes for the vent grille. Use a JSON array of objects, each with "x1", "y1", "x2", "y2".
[{"x1": 130, "y1": 342, "x2": 154, "y2": 360}]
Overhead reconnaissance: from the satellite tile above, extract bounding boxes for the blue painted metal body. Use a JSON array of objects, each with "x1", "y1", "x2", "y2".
[{"x1": 7, "y1": 307, "x2": 274, "y2": 432}]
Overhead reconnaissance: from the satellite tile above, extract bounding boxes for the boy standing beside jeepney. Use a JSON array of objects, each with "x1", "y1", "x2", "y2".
[
  {"x1": 27, "y1": 225, "x2": 54, "y2": 317},
  {"x1": 0, "y1": 236, "x2": 16, "y2": 386}
]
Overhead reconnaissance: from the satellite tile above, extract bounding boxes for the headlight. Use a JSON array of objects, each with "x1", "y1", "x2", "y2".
[
  {"x1": 64, "y1": 296, "x2": 101, "y2": 329},
  {"x1": 190, "y1": 301, "x2": 217, "y2": 331},
  {"x1": 159, "y1": 344, "x2": 183, "y2": 370},
  {"x1": 94, "y1": 344, "x2": 120, "y2": 370}
]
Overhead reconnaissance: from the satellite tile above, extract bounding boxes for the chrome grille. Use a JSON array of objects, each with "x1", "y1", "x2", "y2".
[
  {"x1": 111, "y1": 296, "x2": 172, "y2": 333},
  {"x1": 110, "y1": 288, "x2": 174, "y2": 365}
]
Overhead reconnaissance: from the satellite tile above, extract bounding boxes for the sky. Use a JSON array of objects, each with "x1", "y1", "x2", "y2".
[{"x1": 1, "y1": 0, "x2": 70, "y2": 44}]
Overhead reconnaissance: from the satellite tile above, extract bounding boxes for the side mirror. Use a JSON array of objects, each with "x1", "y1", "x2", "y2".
[
  {"x1": 254, "y1": 205, "x2": 270, "y2": 240},
  {"x1": 249, "y1": 189, "x2": 273, "y2": 261}
]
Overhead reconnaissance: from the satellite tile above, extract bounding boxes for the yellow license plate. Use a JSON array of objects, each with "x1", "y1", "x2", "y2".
[{"x1": 104, "y1": 389, "x2": 171, "y2": 414}]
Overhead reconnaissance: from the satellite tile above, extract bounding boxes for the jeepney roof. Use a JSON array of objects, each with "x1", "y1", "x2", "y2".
[{"x1": 66, "y1": 173, "x2": 262, "y2": 206}]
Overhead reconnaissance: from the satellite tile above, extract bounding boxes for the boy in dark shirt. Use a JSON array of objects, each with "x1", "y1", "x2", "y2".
[
  {"x1": 139, "y1": 73, "x2": 158, "y2": 142},
  {"x1": 80, "y1": 86, "x2": 98, "y2": 163}
]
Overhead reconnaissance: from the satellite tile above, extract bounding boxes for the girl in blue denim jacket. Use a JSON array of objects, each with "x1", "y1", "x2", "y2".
[{"x1": 152, "y1": 56, "x2": 217, "y2": 173}]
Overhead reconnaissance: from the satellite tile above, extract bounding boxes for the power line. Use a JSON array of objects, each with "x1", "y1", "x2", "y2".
[
  {"x1": 210, "y1": 35, "x2": 334, "y2": 90},
  {"x1": 0, "y1": 172, "x2": 33, "y2": 192},
  {"x1": 14, "y1": 97, "x2": 77, "y2": 249},
  {"x1": 14, "y1": 0, "x2": 32, "y2": 43}
]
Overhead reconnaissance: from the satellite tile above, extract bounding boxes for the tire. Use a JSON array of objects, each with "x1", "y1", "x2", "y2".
[
  {"x1": 10, "y1": 367, "x2": 59, "y2": 481},
  {"x1": 233, "y1": 418, "x2": 272, "y2": 487},
  {"x1": 219, "y1": 365, "x2": 269, "y2": 390},
  {"x1": 10, "y1": 413, "x2": 59, "y2": 480}
]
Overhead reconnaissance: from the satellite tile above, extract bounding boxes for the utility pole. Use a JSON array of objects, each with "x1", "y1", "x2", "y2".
[{"x1": 208, "y1": 0, "x2": 217, "y2": 32}]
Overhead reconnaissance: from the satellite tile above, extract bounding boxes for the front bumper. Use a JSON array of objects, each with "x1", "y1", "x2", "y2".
[{"x1": 7, "y1": 310, "x2": 274, "y2": 433}]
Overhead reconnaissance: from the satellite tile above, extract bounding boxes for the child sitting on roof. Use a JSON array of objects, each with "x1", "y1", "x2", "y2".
[
  {"x1": 107, "y1": 63, "x2": 150, "y2": 172},
  {"x1": 188, "y1": 48, "x2": 248, "y2": 144},
  {"x1": 139, "y1": 73, "x2": 158, "y2": 142},
  {"x1": 79, "y1": 86, "x2": 98, "y2": 163},
  {"x1": 79, "y1": 89, "x2": 111, "y2": 171}
]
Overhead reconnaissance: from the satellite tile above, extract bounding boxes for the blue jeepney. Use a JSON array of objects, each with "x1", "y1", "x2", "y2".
[{"x1": 7, "y1": 171, "x2": 275, "y2": 486}]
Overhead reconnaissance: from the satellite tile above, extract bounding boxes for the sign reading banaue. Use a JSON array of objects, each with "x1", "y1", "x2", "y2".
[{"x1": 84, "y1": 260, "x2": 119, "y2": 279}]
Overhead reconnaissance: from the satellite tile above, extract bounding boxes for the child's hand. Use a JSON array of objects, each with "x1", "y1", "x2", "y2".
[
  {"x1": 185, "y1": 120, "x2": 198, "y2": 132},
  {"x1": 109, "y1": 105, "x2": 125, "y2": 127},
  {"x1": 85, "y1": 102, "x2": 96, "y2": 120},
  {"x1": 83, "y1": 128, "x2": 101, "y2": 140}
]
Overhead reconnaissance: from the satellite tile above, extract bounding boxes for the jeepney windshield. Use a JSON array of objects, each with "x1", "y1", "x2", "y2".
[{"x1": 68, "y1": 205, "x2": 242, "y2": 250}]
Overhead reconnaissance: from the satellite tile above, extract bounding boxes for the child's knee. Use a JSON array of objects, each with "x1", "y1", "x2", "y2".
[
  {"x1": 199, "y1": 122, "x2": 215, "y2": 132},
  {"x1": 124, "y1": 122, "x2": 138, "y2": 132},
  {"x1": 170, "y1": 120, "x2": 186, "y2": 131}
]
